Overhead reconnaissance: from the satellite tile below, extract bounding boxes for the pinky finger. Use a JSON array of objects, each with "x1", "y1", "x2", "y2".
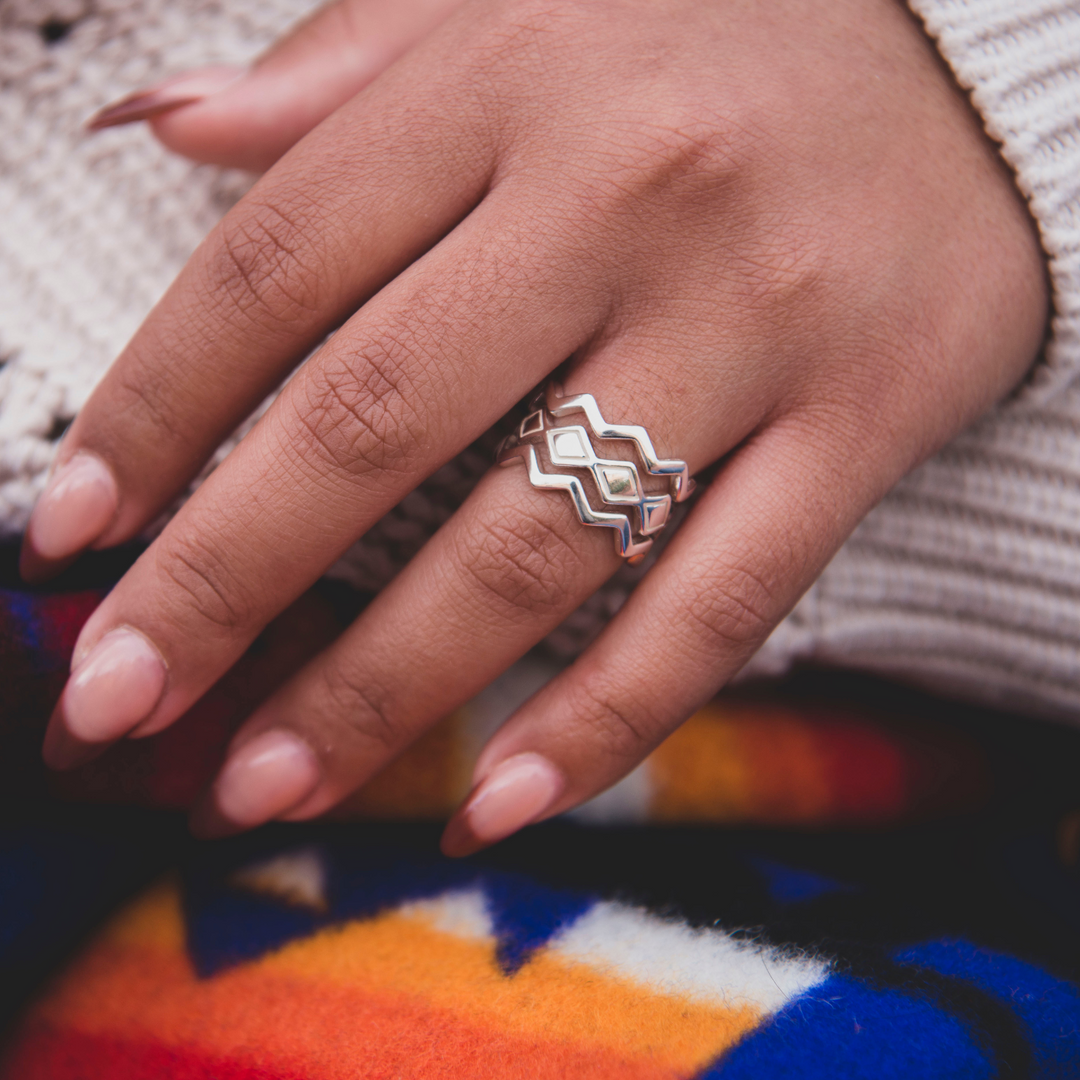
[{"x1": 441, "y1": 421, "x2": 875, "y2": 856}]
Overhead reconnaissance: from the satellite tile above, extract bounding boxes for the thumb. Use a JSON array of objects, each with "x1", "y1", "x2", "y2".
[{"x1": 88, "y1": 0, "x2": 465, "y2": 171}]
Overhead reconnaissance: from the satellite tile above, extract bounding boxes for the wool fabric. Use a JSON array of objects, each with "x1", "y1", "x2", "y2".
[
  {"x1": 3, "y1": 555, "x2": 1080, "y2": 1080},
  {"x1": 1, "y1": 0, "x2": 1079, "y2": 717},
  {"x1": 6, "y1": 822, "x2": 1080, "y2": 1079}
]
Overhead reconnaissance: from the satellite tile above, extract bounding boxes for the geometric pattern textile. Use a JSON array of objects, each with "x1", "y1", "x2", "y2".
[
  {"x1": 3, "y1": 546, "x2": 1080, "y2": 1077},
  {"x1": 2, "y1": 818, "x2": 1080, "y2": 1079}
]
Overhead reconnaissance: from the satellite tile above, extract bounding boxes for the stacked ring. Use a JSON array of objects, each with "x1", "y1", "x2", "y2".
[{"x1": 496, "y1": 383, "x2": 695, "y2": 564}]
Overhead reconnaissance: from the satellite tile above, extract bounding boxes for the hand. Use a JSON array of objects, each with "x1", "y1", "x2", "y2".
[{"x1": 28, "y1": 0, "x2": 1047, "y2": 853}]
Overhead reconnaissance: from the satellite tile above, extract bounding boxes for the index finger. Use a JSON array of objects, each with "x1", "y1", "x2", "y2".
[
  {"x1": 41, "y1": 179, "x2": 613, "y2": 768},
  {"x1": 22, "y1": 31, "x2": 493, "y2": 579}
]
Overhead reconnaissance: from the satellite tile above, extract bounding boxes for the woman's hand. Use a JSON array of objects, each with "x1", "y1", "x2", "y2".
[{"x1": 27, "y1": 0, "x2": 1046, "y2": 853}]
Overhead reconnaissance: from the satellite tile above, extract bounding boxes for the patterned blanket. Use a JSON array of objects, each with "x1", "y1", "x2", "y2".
[{"x1": 1, "y1": 543, "x2": 1079, "y2": 1078}]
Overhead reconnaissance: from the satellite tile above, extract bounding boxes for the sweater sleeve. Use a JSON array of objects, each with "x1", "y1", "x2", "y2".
[{"x1": 744, "y1": 0, "x2": 1080, "y2": 720}]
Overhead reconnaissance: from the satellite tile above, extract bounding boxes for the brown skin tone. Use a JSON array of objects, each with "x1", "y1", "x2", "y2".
[{"x1": 29, "y1": 0, "x2": 1047, "y2": 849}]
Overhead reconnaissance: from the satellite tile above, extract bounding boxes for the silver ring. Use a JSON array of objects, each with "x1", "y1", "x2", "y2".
[{"x1": 496, "y1": 383, "x2": 695, "y2": 564}]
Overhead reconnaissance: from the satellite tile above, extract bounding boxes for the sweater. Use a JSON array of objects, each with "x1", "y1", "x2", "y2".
[{"x1": 1, "y1": 0, "x2": 1078, "y2": 718}]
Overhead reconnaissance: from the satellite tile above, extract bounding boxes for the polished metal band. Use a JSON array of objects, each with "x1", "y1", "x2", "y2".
[{"x1": 496, "y1": 383, "x2": 694, "y2": 563}]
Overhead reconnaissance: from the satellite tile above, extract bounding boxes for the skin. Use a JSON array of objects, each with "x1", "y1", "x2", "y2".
[{"x1": 27, "y1": 0, "x2": 1048, "y2": 849}]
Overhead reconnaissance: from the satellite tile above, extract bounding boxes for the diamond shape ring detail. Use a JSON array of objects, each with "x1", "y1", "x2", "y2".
[{"x1": 495, "y1": 383, "x2": 695, "y2": 564}]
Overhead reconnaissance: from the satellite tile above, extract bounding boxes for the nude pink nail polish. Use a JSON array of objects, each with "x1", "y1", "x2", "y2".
[
  {"x1": 87, "y1": 65, "x2": 245, "y2": 130},
  {"x1": 53, "y1": 628, "x2": 167, "y2": 749},
  {"x1": 442, "y1": 753, "x2": 564, "y2": 856},
  {"x1": 214, "y1": 731, "x2": 322, "y2": 828},
  {"x1": 26, "y1": 452, "x2": 118, "y2": 562}
]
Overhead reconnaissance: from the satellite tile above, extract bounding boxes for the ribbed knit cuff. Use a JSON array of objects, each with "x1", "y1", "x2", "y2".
[{"x1": 907, "y1": 0, "x2": 1080, "y2": 400}]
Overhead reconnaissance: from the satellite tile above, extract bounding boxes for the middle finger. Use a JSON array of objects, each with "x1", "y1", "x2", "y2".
[
  {"x1": 43, "y1": 190, "x2": 612, "y2": 766},
  {"x1": 31, "y1": 53, "x2": 497, "y2": 571}
]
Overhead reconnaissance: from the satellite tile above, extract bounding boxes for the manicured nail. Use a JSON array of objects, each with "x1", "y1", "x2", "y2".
[
  {"x1": 213, "y1": 731, "x2": 321, "y2": 829},
  {"x1": 25, "y1": 452, "x2": 118, "y2": 563},
  {"x1": 441, "y1": 753, "x2": 564, "y2": 857},
  {"x1": 43, "y1": 628, "x2": 167, "y2": 768},
  {"x1": 87, "y1": 65, "x2": 245, "y2": 130}
]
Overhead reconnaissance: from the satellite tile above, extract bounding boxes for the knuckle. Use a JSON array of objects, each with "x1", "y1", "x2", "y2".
[
  {"x1": 458, "y1": 507, "x2": 588, "y2": 619},
  {"x1": 319, "y1": 664, "x2": 400, "y2": 754},
  {"x1": 207, "y1": 199, "x2": 324, "y2": 327},
  {"x1": 628, "y1": 115, "x2": 742, "y2": 195},
  {"x1": 290, "y1": 340, "x2": 429, "y2": 481},
  {"x1": 568, "y1": 678, "x2": 660, "y2": 764},
  {"x1": 153, "y1": 530, "x2": 259, "y2": 635},
  {"x1": 730, "y1": 220, "x2": 836, "y2": 333},
  {"x1": 685, "y1": 561, "x2": 777, "y2": 654},
  {"x1": 555, "y1": 106, "x2": 754, "y2": 247},
  {"x1": 111, "y1": 351, "x2": 194, "y2": 446},
  {"x1": 475, "y1": 0, "x2": 574, "y2": 57}
]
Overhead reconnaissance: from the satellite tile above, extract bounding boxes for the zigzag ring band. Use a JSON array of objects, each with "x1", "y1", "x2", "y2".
[{"x1": 496, "y1": 383, "x2": 695, "y2": 564}]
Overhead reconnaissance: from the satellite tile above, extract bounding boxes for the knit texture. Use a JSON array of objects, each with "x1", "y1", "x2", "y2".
[
  {"x1": 0, "y1": 0, "x2": 314, "y2": 520},
  {"x1": 1, "y1": 0, "x2": 1079, "y2": 712}
]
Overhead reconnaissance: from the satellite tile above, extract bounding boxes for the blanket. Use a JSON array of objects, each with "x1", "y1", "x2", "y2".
[{"x1": 1, "y1": 543, "x2": 1079, "y2": 1078}]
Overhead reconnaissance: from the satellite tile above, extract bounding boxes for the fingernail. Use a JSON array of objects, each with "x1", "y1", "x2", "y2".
[
  {"x1": 25, "y1": 452, "x2": 118, "y2": 563},
  {"x1": 87, "y1": 65, "x2": 245, "y2": 130},
  {"x1": 213, "y1": 730, "x2": 321, "y2": 828},
  {"x1": 441, "y1": 753, "x2": 564, "y2": 857},
  {"x1": 44, "y1": 628, "x2": 167, "y2": 768}
]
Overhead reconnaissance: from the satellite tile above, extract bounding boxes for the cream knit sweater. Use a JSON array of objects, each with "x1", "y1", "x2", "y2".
[{"x1": 1, "y1": 0, "x2": 1078, "y2": 718}]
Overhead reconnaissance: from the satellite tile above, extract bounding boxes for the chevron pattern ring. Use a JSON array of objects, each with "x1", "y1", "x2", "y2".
[{"x1": 495, "y1": 383, "x2": 695, "y2": 563}]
